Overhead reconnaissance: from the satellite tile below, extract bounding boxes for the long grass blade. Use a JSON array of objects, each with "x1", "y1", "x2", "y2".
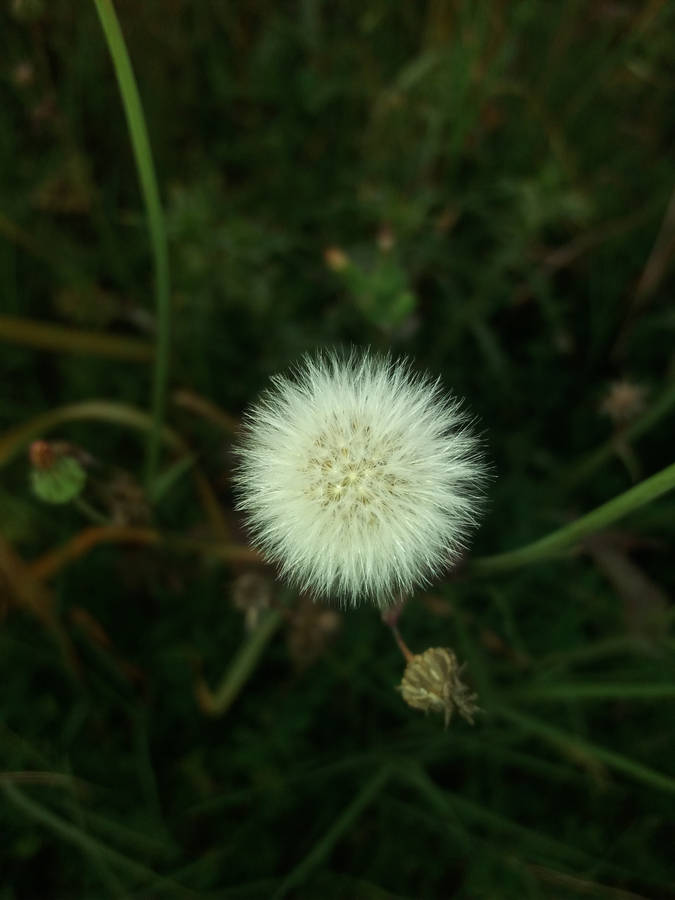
[
  {"x1": 511, "y1": 682, "x2": 675, "y2": 702},
  {"x1": 470, "y1": 461, "x2": 675, "y2": 575},
  {"x1": 1, "y1": 781, "x2": 190, "y2": 896},
  {"x1": 0, "y1": 314, "x2": 153, "y2": 362},
  {"x1": 0, "y1": 401, "x2": 181, "y2": 469},
  {"x1": 93, "y1": 0, "x2": 171, "y2": 490},
  {"x1": 498, "y1": 706, "x2": 675, "y2": 795},
  {"x1": 272, "y1": 767, "x2": 390, "y2": 899}
]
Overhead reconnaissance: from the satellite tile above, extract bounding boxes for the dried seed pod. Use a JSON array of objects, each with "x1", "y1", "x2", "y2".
[
  {"x1": 398, "y1": 647, "x2": 478, "y2": 727},
  {"x1": 600, "y1": 380, "x2": 647, "y2": 425},
  {"x1": 29, "y1": 440, "x2": 56, "y2": 470},
  {"x1": 232, "y1": 572, "x2": 273, "y2": 631},
  {"x1": 286, "y1": 595, "x2": 342, "y2": 670},
  {"x1": 101, "y1": 470, "x2": 150, "y2": 526},
  {"x1": 323, "y1": 246, "x2": 350, "y2": 271}
]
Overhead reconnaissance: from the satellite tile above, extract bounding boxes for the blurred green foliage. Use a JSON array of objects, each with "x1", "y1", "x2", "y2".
[{"x1": 1, "y1": 1, "x2": 674, "y2": 897}]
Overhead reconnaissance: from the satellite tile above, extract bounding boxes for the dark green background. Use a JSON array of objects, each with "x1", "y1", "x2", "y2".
[{"x1": 1, "y1": 2, "x2": 674, "y2": 897}]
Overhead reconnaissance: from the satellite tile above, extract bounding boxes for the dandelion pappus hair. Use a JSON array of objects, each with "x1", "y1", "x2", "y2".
[{"x1": 234, "y1": 349, "x2": 486, "y2": 607}]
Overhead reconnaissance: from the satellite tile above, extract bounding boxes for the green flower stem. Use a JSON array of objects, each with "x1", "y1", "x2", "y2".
[
  {"x1": 196, "y1": 609, "x2": 283, "y2": 717},
  {"x1": 470, "y1": 460, "x2": 675, "y2": 576},
  {"x1": 93, "y1": 0, "x2": 171, "y2": 491}
]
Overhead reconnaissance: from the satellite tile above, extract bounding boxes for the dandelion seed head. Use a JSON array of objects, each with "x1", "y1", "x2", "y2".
[{"x1": 234, "y1": 350, "x2": 486, "y2": 606}]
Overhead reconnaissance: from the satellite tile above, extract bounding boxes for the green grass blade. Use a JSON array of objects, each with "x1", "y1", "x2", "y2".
[
  {"x1": 470, "y1": 460, "x2": 675, "y2": 575},
  {"x1": 93, "y1": 0, "x2": 171, "y2": 490},
  {"x1": 400, "y1": 762, "x2": 594, "y2": 867},
  {"x1": 272, "y1": 767, "x2": 390, "y2": 900},
  {"x1": 0, "y1": 400, "x2": 183, "y2": 470},
  {"x1": 1, "y1": 781, "x2": 189, "y2": 896},
  {"x1": 150, "y1": 454, "x2": 196, "y2": 503},
  {"x1": 498, "y1": 706, "x2": 675, "y2": 795},
  {"x1": 511, "y1": 682, "x2": 675, "y2": 702},
  {"x1": 0, "y1": 314, "x2": 153, "y2": 362}
]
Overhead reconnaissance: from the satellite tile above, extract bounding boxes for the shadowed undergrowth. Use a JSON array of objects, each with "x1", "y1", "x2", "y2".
[{"x1": 1, "y1": 1, "x2": 674, "y2": 897}]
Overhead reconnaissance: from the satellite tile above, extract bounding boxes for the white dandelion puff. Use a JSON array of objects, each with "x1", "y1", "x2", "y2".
[{"x1": 234, "y1": 350, "x2": 486, "y2": 607}]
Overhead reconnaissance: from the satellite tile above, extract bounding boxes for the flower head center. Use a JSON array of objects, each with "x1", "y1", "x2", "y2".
[{"x1": 303, "y1": 419, "x2": 404, "y2": 511}]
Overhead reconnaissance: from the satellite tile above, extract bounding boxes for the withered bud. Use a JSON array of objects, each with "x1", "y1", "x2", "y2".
[
  {"x1": 29, "y1": 440, "x2": 92, "y2": 472},
  {"x1": 30, "y1": 95, "x2": 58, "y2": 130},
  {"x1": 12, "y1": 61, "x2": 35, "y2": 87},
  {"x1": 398, "y1": 647, "x2": 478, "y2": 727},
  {"x1": 29, "y1": 440, "x2": 55, "y2": 470},
  {"x1": 323, "y1": 246, "x2": 350, "y2": 272},
  {"x1": 286, "y1": 595, "x2": 342, "y2": 671},
  {"x1": 102, "y1": 471, "x2": 150, "y2": 526},
  {"x1": 600, "y1": 380, "x2": 647, "y2": 425},
  {"x1": 376, "y1": 225, "x2": 395, "y2": 253},
  {"x1": 232, "y1": 572, "x2": 272, "y2": 631}
]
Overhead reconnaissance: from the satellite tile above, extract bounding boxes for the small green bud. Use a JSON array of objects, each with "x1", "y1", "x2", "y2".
[{"x1": 31, "y1": 455, "x2": 86, "y2": 504}]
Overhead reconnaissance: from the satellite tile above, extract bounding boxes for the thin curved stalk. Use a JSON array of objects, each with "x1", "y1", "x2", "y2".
[
  {"x1": 470, "y1": 460, "x2": 675, "y2": 576},
  {"x1": 196, "y1": 608, "x2": 283, "y2": 717},
  {"x1": 93, "y1": 0, "x2": 171, "y2": 489},
  {"x1": 172, "y1": 389, "x2": 239, "y2": 436},
  {"x1": 1, "y1": 781, "x2": 186, "y2": 893},
  {"x1": 511, "y1": 682, "x2": 675, "y2": 702},
  {"x1": 0, "y1": 401, "x2": 181, "y2": 468},
  {"x1": 0, "y1": 401, "x2": 228, "y2": 537},
  {"x1": 272, "y1": 766, "x2": 390, "y2": 900},
  {"x1": 29, "y1": 526, "x2": 259, "y2": 583}
]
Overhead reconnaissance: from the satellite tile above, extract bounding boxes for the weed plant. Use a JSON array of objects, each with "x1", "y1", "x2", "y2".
[{"x1": 1, "y1": 2, "x2": 675, "y2": 898}]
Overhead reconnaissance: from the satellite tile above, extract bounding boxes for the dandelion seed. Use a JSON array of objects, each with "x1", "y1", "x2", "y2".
[{"x1": 234, "y1": 350, "x2": 486, "y2": 606}]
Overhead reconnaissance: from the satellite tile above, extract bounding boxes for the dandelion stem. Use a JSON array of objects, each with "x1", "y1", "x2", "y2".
[
  {"x1": 195, "y1": 608, "x2": 283, "y2": 717},
  {"x1": 470, "y1": 460, "x2": 675, "y2": 575},
  {"x1": 391, "y1": 625, "x2": 415, "y2": 662},
  {"x1": 381, "y1": 602, "x2": 415, "y2": 660},
  {"x1": 93, "y1": 0, "x2": 171, "y2": 491}
]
